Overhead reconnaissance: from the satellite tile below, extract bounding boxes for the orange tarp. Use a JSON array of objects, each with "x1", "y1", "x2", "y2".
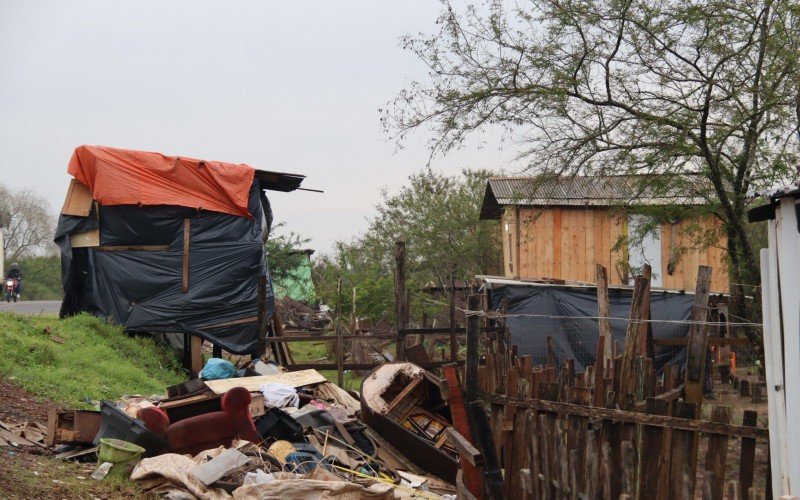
[{"x1": 68, "y1": 145, "x2": 256, "y2": 218}]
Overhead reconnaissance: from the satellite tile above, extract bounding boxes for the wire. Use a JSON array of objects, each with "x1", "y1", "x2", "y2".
[{"x1": 457, "y1": 307, "x2": 762, "y2": 328}]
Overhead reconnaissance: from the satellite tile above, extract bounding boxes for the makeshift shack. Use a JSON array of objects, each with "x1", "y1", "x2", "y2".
[{"x1": 55, "y1": 145, "x2": 305, "y2": 355}]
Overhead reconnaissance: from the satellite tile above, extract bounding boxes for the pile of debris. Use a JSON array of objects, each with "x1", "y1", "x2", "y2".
[
  {"x1": 276, "y1": 297, "x2": 331, "y2": 331},
  {"x1": 31, "y1": 359, "x2": 457, "y2": 499}
]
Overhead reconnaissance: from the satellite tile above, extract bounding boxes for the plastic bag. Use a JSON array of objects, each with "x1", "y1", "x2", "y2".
[{"x1": 200, "y1": 358, "x2": 236, "y2": 380}]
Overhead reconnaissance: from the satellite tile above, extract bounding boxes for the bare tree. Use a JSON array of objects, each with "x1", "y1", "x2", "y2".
[
  {"x1": 386, "y1": 0, "x2": 800, "y2": 327},
  {"x1": 0, "y1": 183, "x2": 57, "y2": 263}
]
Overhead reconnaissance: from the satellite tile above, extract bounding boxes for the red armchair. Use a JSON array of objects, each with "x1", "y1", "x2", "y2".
[{"x1": 138, "y1": 387, "x2": 259, "y2": 455}]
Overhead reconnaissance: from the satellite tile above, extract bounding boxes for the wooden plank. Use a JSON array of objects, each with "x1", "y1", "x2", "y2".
[
  {"x1": 69, "y1": 229, "x2": 100, "y2": 248},
  {"x1": 204, "y1": 369, "x2": 326, "y2": 394},
  {"x1": 640, "y1": 398, "x2": 668, "y2": 499},
  {"x1": 515, "y1": 206, "x2": 521, "y2": 278},
  {"x1": 586, "y1": 209, "x2": 595, "y2": 282},
  {"x1": 593, "y1": 335, "x2": 606, "y2": 407},
  {"x1": 738, "y1": 410, "x2": 758, "y2": 493},
  {"x1": 190, "y1": 335, "x2": 203, "y2": 375},
  {"x1": 481, "y1": 394, "x2": 767, "y2": 439},
  {"x1": 704, "y1": 405, "x2": 732, "y2": 500},
  {"x1": 447, "y1": 428, "x2": 483, "y2": 468},
  {"x1": 467, "y1": 401, "x2": 504, "y2": 500},
  {"x1": 443, "y1": 364, "x2": 483, "y2": 497},
  {"x1": 552, "y1": 208, "x2": 562, "y2": 278},
  {"x1": 93, "y1": 244, "x2": 169, "y2": 251},
  {"x1": 197, "y1": 315, "x2": 259, "y2": 330},
  {"x1": 61, "y1": 178, "x2": 95, "y2": 216},
  {"x1": 669, "y1": 401, "x2": 697, "y2": 498},
  {"x1": 182, "y1": 218, "x2": 190, "y2": 293}
]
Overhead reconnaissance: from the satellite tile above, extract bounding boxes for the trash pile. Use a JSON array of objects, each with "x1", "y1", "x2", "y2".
[
  {"x1": 36, "y1": 358, "x2": 458, "y2": 499},
  {"x1": 276, "y1": 297, "x2": 330, "y2": 331}
]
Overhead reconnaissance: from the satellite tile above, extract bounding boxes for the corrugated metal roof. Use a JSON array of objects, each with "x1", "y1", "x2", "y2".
[{"x1": 480, "y1": 174, "x2": 710, "y2": 219}]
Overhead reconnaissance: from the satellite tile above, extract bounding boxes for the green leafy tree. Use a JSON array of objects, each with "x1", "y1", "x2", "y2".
[
  {"x1": 386, "y1": 0, "x2": 800, "y2": 334},
  {"x1": 314, "y1": 168, "x2": 501, "y2": 322}
]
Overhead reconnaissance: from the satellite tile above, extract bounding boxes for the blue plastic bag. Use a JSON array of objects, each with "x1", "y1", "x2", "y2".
[{"x1": 200, "y1": 358, "x2": 236, "y2": 380}]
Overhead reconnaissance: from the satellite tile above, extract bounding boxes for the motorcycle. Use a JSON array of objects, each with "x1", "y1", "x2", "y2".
[{"x1": 5, "y1": 278, "x2": 19, "y2": 302}]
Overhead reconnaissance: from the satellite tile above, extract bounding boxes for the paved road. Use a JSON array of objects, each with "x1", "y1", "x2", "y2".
[{"x1": 0, "y1": 300, "x2": 61, "y2": 315}]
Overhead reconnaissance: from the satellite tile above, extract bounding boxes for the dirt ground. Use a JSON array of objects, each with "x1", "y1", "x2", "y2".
[
  {"x1": 695, "y1": 372, "x2": 770, "y2": 497},
  {"x1": 0, "y1": 378, "x2": 146, "y2": 499}
]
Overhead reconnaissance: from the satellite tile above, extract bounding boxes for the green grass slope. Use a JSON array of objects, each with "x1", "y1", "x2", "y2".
[{"x1": 0, "y1": 313, "x2": 184, "y2": 408}]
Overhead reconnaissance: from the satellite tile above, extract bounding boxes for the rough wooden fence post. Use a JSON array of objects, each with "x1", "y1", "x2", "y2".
[
  {"x1": 738, "y1": 410, "x2": 758, "y2": 493},
  {"x1": 256, "y1": 275, "x2": 267, "y2": 358},
  {"x1": 596, "y1": 264, "x2": 612, "y2": 367},
  {"x1": 465, "y1": 294, "x2": 481, "y2": 404},
  {"x1": 637, "y1": 263, "x2": 654, "y2": 358},
  {"x1": 394, "y1": 241, "x2": 408, "y2": 360},
  {"x1": 684, "y1": 265, "x2": 713, "y2": 414},
  {"x1": 450, "y1": 263, "x2": 458, "y2": 362},
  {"x1": 704, "y1": 405, "x2": 732, "y2": 500},
  {"x1": 618, "y1": 275, "x2": 649, "y2": 405},
  {"x1": 684, "y1": 266, "x2": 713, "y2": 485}
]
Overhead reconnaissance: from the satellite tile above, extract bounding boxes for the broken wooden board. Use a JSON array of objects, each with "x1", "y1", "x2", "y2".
[
  {"x1": 203, "y1": 369, "x2": 327, "y2": 394},
  {"x1": 61, "y1": 179, "x2": 94, "y2": 217}
]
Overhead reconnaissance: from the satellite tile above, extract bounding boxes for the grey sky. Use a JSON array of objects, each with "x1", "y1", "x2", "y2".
[{"x1": 0, "y1": 1, "x2": 517, "y2": 253}]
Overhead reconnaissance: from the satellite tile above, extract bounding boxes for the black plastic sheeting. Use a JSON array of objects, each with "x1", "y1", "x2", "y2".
[
  {"x1": 489, "y1": 284, "x2": 694, "y2": 372},
  {"x1": 55, "y1": 180, "x2": 275, "y2": 355}
]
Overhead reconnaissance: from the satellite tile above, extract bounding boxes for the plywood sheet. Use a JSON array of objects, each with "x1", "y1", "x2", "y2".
[
  {"x1": 61, "y1": 179, "x2": 94, "y2": 217},
  {"x1": 69, "y1": 228, "x2": 99, "y2": 248},
  {"x1": 203, "y1": 369, "x2": 327, "y2": 394}
]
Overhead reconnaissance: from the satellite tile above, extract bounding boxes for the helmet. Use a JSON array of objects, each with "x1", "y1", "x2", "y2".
[{"x1": 10, "y1": 262, "x2": 18, "y2": 269}]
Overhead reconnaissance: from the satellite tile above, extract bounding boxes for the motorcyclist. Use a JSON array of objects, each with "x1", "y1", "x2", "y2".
[{"x1": 5, "y1": 262, "x2": 22, "y2": 296}]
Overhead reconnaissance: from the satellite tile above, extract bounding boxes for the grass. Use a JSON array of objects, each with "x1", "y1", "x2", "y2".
[
  {"x1": 289, "y1": 339, "x2": 364, "y2": 391},
  {"x1": 0, "y1": 312, "x2": 184, "y2": 408}
]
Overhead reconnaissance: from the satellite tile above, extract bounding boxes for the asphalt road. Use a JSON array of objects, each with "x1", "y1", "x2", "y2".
[{"x1": 0, "y1": 300, "x2": 61, "y2": 315}]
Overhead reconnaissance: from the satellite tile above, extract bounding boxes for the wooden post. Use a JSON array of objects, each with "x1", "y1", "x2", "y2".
[
  {"x1": 334, "y1": 277, "x2": 344, "y2": 384},
  {"x1": 182, "y1": 218, "x2": 190, "y2": 293},
  {"x1": 684, "y1": 265, "x2": 713, "y2": 416},
  {"x1": 465, "y1": 294, "x2": 481, "y2": 403},
  {"x1": 617, "y1": 275, "x2": 649, "y2": 403},
  {"x1": 190, "y1": 335, "x2": 203, "y2": 374},
  {"x1": 450, "y1": 263, "x2": 458, "y2": 362},
  {"x1": 596, "y1": 264, "x2": 612, "y2": 367},
  {"x1": 350, "y1": 286, "x2": 357, "y2": 333},
  {"x1": 394, "y1": 242, "x2": 408, "y2": 360},
  {"x1": 637, "y1": 263, "x2": 653, "y2": 357},
  {"x1": 256, "y1": 275, "x2": 267, "y2": 358},
  {"x1": 704, "y1": 405, "x2": 732, "y2": 500},
  {"x1": 336, "y1": 319, "x2": 344, "y2": 387}
]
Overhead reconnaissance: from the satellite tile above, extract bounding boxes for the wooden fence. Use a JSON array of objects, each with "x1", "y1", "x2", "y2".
[
  {"x1": 469, "y1": 342, "x2": 768, "y2": 500},
  {"x1": 453, "y1": 264, "x2": 768, "y2": 500}
]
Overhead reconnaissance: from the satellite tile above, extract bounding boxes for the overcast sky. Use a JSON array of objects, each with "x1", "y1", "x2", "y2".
[{"x1": 0, "y1": 1, "x2": 518, "y2": 253}]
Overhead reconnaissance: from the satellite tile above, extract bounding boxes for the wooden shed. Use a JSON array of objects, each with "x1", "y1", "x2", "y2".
[{"x1": 479, "y1": 175, "x2": 729, "y2": 293}]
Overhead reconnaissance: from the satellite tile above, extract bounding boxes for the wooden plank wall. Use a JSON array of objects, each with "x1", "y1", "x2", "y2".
[{"x1": 504, "y1": 207, "x2": 728, "y2": 293}]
